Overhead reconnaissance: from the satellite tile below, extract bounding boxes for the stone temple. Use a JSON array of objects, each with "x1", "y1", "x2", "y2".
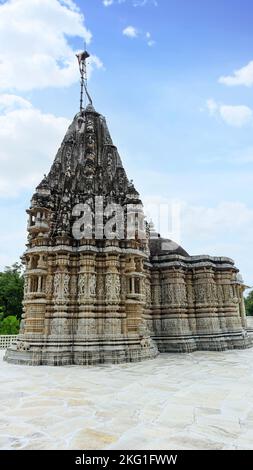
[{"x1": 4, "y1": 52, "x2": 252, "y2": 366}]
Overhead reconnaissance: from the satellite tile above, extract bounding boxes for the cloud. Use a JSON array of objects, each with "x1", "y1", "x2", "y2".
[
  {"x1": 219, "y1": 105, "x2": 252, "y2": 127},
  {"x1": 219, "y1": 61, "x2": 253, "y2": 87},
  {"x1": 102, "y1": 0, "x2": 158, "y2": 6},
  {"x1": 206, "y1": 99, "x2": 253, "y2": 127},
  {"x1": 123, "y1": 26, "x2": 138, "y2": 38},
  {"x1": 146, "y1": 32, "x2": 155, "y2": 47},
  {"x1": 122, "y1": 27, "x2": 155, "y2": 46},
  {"x1": 181, "y1": 201, "x2": 253, "y2": 239},
  {"x1": 0, "y1": 94, "x2": 32, "y2": 112},
  {"x1": 0, "y1": 0, "x2": 102, "y2": 91},
  {"x1": 143, "y1": 196, "x2": 253, "y2": 283},
  {"x1": 0, "y1": 94, "x2": 70, "y2": 196},
  {"x1": 133, "y1": 0, "x2": 158, "y2": 5},
  {"x1": 206, "y1": 98, "x2": 218, "y2": 116}
]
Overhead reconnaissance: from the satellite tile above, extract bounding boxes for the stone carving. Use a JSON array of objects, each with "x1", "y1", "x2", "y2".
[
  {"x1": 63, "y1": 274, "x2": 70, "y2": 297},
  {"x1": 106, "y1": 274, "x2": 120, "y2": 302},
  {"x1": 51, "y1": 318, "x2": 69, "y2": 336},
  {"x1": 97, "y1": 275, "x2": 104, "y2": 298},
  {"x1": 144, "y1": 280, "x2": 152, "y2": 306},
  {"x1": 54, "y1": 273, "x2": 61, "y2": 299},
  {"x1": 223, "y1": 285, "x2": 234, "y2": 302},
  {"x1": 162, "y1": 283, "x2": 186, "y2": 305},
  {"x1": 45, "y1": 275, "x2": 53, "y2": 296},
  {"x1": 194, "y1": 284, "x2": 207, "y2": 303},
  {"x1": 70, "y1": 276, "x2": 77, "y2": 296},
  {"x1": 152, "y1": 285, "x2": 161, "y2": 305},
  {"x1": 54, "y1": 273, "x2": 70, "y2": 302},
  {"x1": 187, "y1": 283, "x2": 195, "y2": 304},
  {"x1": 140, "y1": 337, "x2": 152, "y2": 349},
  {"x1": 24, "y1": 277, "x2": 29, "y2": 295},
  {"x1": 174, "y1": 284, "x2": 187, "y2": 304},
  {"x1": 16, "y1": 341, "x2": 30, "y2": 351},
  {"x1": 78, "y1": 273, "x2": 96, "y2": 300}
]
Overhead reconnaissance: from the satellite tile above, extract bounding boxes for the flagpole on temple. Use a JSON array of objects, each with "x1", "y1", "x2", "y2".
[
  {"x1": 80, "y1": 56, "x2": 85, "y2": 112},
  {"x1": 76, "y1": 48, "x2": 93, "y2": 113}
]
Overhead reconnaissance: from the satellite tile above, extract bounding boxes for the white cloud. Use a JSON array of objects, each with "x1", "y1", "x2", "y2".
[
  {"x1": 206, "y1": 98, "x2": 218, "y2": 116},
  {"x1": 123, "y1": 26, "x2": 138, "y2": 38},
  {"x1": 0, "y1": 94, "x2": 32, "y2": 112},
  {"x1": 102, "y1": 0, "x2": 158, "y2": 6},
  {"x1": 219, "y1": 61, "x2": 253, "y2": 87},
  {"x1": 146, "y1": 32, "x2": 155, "y2": 47},
  {"x1": 0, "y1": 0, "x2": 102, "y2": 91},
  {"x1": 143, "y1": 196, "x2": 253, "y2": 283},
  {"x1": 220, "y1": 105, "x2": 252, "y2": 127},
  {"x1": 0, "y1": 94, "x2": 70, "y2": 196},
  {"x1": 181, "y1": 201, "x2": 253, "y2": 239},
  {"x1": 181, "y1": 201, "x2": 253, "y2": 284},
  {"x1": 133, "y1": 0, "x2": 158, "y2": 5},
  {"x1": 123, "y1": 27, "x2": 155, "y2": 46},
  {"x1": 206, "y1": 99, "x2": 253, "y2": 127}
]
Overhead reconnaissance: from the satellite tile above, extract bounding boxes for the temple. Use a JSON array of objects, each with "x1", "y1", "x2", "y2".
[{"x1": 4, "y1": 51, "x2": 252, "y2": 365}]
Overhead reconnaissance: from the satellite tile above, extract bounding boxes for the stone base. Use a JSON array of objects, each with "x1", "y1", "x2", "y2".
[
  {"x1": 153, "y1": 330, "x2": 253, "y2": 353},
  {"x1": 4, "y1": 335, "x2": 159, "y2": 366}
]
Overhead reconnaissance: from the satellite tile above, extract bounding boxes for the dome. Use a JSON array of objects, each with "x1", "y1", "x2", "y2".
[{"x1": 150, "y1": 236, "x2": 189, "y2": 258}]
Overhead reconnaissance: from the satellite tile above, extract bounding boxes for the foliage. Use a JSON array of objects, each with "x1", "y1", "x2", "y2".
[
  {"x1": 245, "y1": 289, "x2": 253, "y2": 316},
  {"x1": 0, "y1": 315, "x2": 20, "y2": 335},
  {"x1": 0, "y1": 263, "x2": 24, "y2": 321}
]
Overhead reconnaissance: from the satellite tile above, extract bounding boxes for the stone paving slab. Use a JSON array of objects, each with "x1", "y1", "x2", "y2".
[{"x1": 1, "y1": 349, "x2": 253, "y2": 450}]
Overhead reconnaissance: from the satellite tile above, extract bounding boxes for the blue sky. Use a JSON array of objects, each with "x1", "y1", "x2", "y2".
[{"x1": 0, "y1": 0, "x2": 252, "y2": 286}]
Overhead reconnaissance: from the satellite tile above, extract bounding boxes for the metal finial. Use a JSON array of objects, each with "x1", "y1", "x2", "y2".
[{"x1": 76, "y1": 46, "x2": 93, "y2": 112}]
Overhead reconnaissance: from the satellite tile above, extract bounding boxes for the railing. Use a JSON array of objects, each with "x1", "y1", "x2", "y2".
[
  {"x1": 247, "y1": 316, "x2": 253, "y2": 330},
  {"x1": 0, "y1": 335, "x2": 18, "y2": 350}
]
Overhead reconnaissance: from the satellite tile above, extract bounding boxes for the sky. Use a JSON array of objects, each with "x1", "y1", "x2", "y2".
[{"x1": 0, "y1": 0, "x2": 253, "y2": 286}]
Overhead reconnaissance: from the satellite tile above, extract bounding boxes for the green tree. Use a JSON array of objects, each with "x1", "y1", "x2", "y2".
[
  {"x1": 245, "y1": 290, "x2": 253, "y2": 316},
  {"x1": 0, "y1": 263, "x2": 24, "y2": 320},
  {"x1": 0, "y1": 316, "x2": 20, "y2": 334}
]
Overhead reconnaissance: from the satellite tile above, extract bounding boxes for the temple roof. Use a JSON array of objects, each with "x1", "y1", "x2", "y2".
[
  {"x1": 35, "y1": 104, "x2": 139, "y2": 201},
  {"x1": 150, "y1": 236, "x2": 189, "y2": 258},
  {"x1": 30, "y1": 104, "x2": 142, "y2": 236}
]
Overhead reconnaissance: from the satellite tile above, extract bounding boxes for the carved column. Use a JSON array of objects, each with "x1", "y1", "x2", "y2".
[
  {"x1": 50, "y1": 254, "x2": 70, "y2": 336},
  {"x1": 193, "y1": 267, "x2": 220, "y2": 339},
  {"x1": 104, "y1": 254, "x2": 121, "y2": 337},
  {"x1": 124, "y1": 256, "x2": 145, "y2": 334},
  {"x1": 76, "y1": 253, "x2": 96, "y2": 337},
  {"x1": 22, "y1": 253, "x2": 48, "y2": 336},
  {"x1": 216, "y1": 269, "x2": 242, "y2": 334}
]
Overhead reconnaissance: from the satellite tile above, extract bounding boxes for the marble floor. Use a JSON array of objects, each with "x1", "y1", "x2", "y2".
[{"x1": 1, "y1": 349, "x2": 253, "y2": 450}]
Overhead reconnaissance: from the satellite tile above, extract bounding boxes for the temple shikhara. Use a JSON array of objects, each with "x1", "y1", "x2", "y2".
[{"x1": 4, "y1": 51, "x2": 252, "y2": 366}]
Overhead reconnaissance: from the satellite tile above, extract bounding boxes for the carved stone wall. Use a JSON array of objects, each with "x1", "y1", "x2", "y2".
[{"x1": 150, "y1": 255, "x2": 252, "y2": 352}]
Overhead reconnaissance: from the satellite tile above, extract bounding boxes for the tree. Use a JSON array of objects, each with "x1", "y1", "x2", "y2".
[
  {"x1": 0, "y1": 263, "x2": 24, "y2": 320},
  {"x1": 245, "y1": 290, "x2": 253, "y2": 316},
  {"x1": 0, "y1": 316, "x2": 20, "y2": 335}
]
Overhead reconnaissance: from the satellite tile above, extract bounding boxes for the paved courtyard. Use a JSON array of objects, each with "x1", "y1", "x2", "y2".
[{"x1": 1, "y1": 348, "x2": 253, "y2": 450}]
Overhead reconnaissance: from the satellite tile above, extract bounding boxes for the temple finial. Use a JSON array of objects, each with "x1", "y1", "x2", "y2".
[{"x1": 76, "y1": 44, "x2": 93, "y2": 112}]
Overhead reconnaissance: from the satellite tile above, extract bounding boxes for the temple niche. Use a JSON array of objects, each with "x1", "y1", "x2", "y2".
[{"x1": 4, "y1": 52, "x2": 252, "y2": 366}]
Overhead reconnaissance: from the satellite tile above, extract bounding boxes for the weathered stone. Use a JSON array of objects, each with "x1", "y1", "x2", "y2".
[{"x1": 4, "y1": 86, "x2": 252, "y2": 366}]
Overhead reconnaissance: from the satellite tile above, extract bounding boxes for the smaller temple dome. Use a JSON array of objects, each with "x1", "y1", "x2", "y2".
[
  {"x1": 149, "y1": 221, "x2": 189, "y2": 257},
  {"x1": 150, "y1": 236, "x2": 189, "y2": 258}
]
